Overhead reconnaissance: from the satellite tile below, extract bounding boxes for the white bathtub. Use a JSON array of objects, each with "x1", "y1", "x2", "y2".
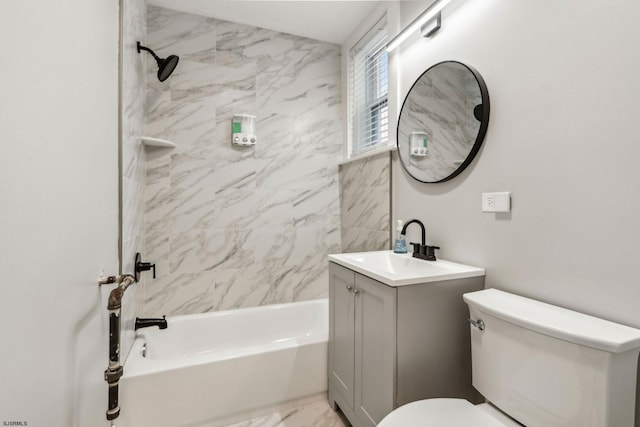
[{"x1": 119, "y1": 299, "x2": 329, "y2": 427}]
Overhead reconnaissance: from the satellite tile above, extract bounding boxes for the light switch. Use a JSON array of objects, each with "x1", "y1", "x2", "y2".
[{"x1": 482, "y1": 192, "x2": 510, "y2": 213}]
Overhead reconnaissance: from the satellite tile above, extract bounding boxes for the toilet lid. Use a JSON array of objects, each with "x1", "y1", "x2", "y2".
[{"x1": 378, "y1": 399, "x2": 521, "y2": 427}]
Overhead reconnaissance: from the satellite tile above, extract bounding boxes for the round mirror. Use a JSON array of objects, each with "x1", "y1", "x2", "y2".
[{"x1": 397, "y1": 61, "x2": 489, "y2": 183}]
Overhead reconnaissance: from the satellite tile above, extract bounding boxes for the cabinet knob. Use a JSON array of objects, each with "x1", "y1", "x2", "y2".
[{"x1": 346, "y1": 285, "x2": 360, "y2": 295}]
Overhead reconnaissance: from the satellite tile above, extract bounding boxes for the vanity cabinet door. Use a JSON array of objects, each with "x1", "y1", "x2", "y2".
[
  {"x1": 354, "y1": 273, "x2": 396, "y2": 427},
  {"x1": 329, "y1": 263, "x2": 356, "y2": 410}
]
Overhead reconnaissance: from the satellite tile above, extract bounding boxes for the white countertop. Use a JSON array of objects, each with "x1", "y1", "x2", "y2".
[{"x1": 328, "y1": 250, "x2": 485, "y2": 287}]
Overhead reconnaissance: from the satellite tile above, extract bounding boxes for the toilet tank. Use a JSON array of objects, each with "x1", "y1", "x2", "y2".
[{"x1": 464, "y1": 289, "x2": 640, "y2": 427}]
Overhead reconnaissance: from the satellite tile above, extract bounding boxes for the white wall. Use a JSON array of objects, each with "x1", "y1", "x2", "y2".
[
  {"x1": 0, "y1": 1, "x2": 118, "y2": 426},
  {"x1": 392, "y1": 0, "x2": 640, "y2": 328}
]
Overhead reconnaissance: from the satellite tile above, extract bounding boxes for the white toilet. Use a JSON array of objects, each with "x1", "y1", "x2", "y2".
[{"x1": 379, "y1": 288, "x2": 640, "y2": 427}]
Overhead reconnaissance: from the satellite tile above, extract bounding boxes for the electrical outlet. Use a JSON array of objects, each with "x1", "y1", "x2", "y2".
[{"x1": 482, "y1": 192, "x2": 510, "y2": 212}]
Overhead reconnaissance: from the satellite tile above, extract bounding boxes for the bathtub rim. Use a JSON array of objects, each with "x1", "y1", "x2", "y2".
[
  {"x1": 166, "y1": 297, "x2": 328, "y2": 323},
  {"x1": 123, "y1": 298, "x2": 328, "y2": 378}
]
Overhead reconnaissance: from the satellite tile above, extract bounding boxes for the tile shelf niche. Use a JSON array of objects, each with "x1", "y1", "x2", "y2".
[{"x1": 141, "y1": 136, "x2": 176, "y2": 149}]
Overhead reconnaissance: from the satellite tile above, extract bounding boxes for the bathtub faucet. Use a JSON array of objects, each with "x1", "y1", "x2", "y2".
[{"x1": 135, "y1": 316, "x2": 168, "y2": 330}]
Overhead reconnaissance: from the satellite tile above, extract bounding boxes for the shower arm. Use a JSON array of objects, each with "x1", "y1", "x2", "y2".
[
  {"x1": 99, "y1": 273, "x2": 136, "y2": 421},
  {"x1": 136, "y1": 42, "x2": 162, "y2": 65}
]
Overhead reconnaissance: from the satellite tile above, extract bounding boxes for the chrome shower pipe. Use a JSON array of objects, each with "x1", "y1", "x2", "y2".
[{"x1": 101, "y1": 274, "x2": 135, "y2": 421}]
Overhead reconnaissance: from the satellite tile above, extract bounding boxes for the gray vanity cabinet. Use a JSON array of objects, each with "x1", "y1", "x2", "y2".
[
  {"x1": 329, "y1": 262, "x2": 395, "y2": 427},
  {"x1": 328, "y1": 261, "x2": 484, "y2": 427}
]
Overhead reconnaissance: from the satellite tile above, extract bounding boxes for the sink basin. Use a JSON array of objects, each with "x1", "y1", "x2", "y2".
[{"x1": 328, "y1": 250, "x2": 485, "y2": 287}]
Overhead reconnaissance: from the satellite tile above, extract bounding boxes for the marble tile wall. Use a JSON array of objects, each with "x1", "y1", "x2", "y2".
[
  {"x1": 120, "y1": 0, "x2": 146, "y2": 356},
  {"x1": 339, "y1": 152, "x2": 391, "y2": 252},
  {"x1": 142, "y1": 6, "x2": 342, "y2": 316}
]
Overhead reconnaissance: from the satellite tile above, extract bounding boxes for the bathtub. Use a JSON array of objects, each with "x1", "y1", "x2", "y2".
[{"x1": 119, "y1": 299, "x2": 329, "y2": 427}]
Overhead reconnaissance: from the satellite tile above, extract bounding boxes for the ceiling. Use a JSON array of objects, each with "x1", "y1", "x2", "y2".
[{"x1": 147, "y1": 0, "x2": 381, "y2": 44}]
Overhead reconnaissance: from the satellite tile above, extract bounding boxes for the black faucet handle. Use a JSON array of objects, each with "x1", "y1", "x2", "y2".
[
  {"x1": 139, "y1": 262, "x2": 156, "y2": 279},
  {"x1": 137, "y1": 262, "x2": 156, "y2": 278},
  {"x1": 409, "y1": 244, "x2": 440, "y2": 261},
  {"x1": 425, "y1": 245, "x2": 440, "y2": 260},
  {"x1": 134, "y1": 252, "x2": 156, "y2": 281}
]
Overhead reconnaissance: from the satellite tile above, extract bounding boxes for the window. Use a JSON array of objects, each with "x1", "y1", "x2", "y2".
[{"x1": 349, "y1": 18, "x2": 388, "y2": 158}]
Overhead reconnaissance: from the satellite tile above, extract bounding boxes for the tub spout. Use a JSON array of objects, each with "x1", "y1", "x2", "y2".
[{"x1": 135, "y1": 316, "x2": 167, "y2": 330}]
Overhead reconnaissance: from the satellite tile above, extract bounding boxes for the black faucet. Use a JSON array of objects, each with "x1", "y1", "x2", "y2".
[
  {"x1": 401, "y1": 219, "x2": 440, "y2": 261},
  {"x1": 135, "y1": 316, "x2": 167, "y2": 330}
]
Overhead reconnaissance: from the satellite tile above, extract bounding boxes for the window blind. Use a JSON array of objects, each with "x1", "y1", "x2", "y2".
[{"x1": 349, "y1": 19, "x2": 388, "y2": 157}]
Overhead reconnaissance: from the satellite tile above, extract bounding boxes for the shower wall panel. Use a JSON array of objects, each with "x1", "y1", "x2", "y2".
[{"x1": 143, "y1": 6, "x2": 342, "y2": 316}]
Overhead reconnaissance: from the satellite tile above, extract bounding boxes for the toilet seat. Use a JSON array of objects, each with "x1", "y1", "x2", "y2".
[{"x1": 378, "y1": 399, "x2": 521, "y2": 427}]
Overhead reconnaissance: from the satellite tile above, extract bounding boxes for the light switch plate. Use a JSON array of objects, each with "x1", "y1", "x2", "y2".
[{"x1": 482, "y1": 192, "x2": 511, "y2": 212}]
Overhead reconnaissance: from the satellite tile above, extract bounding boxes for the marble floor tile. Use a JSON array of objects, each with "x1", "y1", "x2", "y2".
[{"x1": 223, "y1": 399, "x2": 350, "y2": 427}]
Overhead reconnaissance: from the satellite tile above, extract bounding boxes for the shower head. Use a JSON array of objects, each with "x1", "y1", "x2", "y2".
[
  {"x1": 157, "y1": 54, "x2": 179, "y2": 82},
  {"x1": 137, "y1": 42, "x2": 180, "y2": 82}
]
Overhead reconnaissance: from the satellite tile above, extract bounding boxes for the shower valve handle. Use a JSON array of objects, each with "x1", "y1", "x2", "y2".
[
  {"x1": 134, "y1": 252, "x2": 156, "y2": 281},
  {"x1": 137, "y1": 262, "x2": 156, "y2": 278}
]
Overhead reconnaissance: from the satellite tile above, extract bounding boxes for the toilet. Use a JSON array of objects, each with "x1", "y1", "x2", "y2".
[{"x1": 379, "y1": 288, "x2": 640, "y2": 427}]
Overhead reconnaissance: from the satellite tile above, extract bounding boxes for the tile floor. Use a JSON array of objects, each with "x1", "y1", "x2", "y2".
[{"x1": 224, "y1": 398, "x2": 350, "y2": 427}]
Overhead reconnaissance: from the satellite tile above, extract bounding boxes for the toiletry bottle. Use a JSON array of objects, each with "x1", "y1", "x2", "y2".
[{"x1": 393, "y1": 220, "x2": 407, "y2": 253}]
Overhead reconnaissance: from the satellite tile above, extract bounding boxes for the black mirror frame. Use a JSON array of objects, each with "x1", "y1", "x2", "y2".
[{"x1": 396, "y1": 60, "x2": 490, "y2": 183}]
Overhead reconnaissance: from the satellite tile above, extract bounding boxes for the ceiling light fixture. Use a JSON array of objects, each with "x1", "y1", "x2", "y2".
[{"x1": 386, "y1": 0, "x2": 454, "y2": 52}]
